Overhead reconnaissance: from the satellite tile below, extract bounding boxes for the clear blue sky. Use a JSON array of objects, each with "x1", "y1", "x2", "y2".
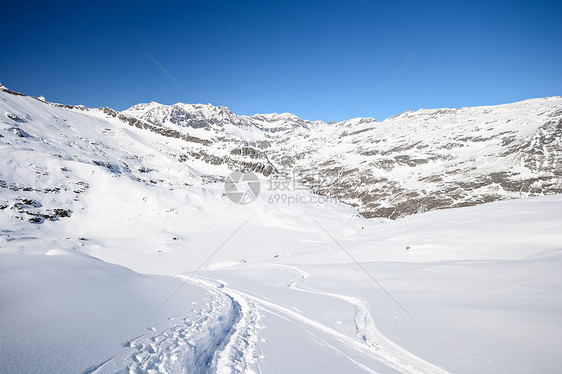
[{"x1": 1, "y1": 0, "x2": 560, "y2": 122}]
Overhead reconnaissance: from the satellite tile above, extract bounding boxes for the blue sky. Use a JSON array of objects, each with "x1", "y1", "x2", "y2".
[{"x1": 1, "y1": 0, "x2": 560, "y2": 122}]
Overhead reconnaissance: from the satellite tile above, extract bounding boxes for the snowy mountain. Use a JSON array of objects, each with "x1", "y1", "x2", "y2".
[
  {"x1": 5, "y1": 83, "x2": 560, "y2": 224},
  {"x1": 124, "y1": 96, "x2": 562, "y2": 218},
  {"x1": 1, "y1": 84, "x2": 562, "y2": 374}
]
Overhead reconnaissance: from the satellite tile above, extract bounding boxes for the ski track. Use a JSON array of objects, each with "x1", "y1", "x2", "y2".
[
  {"x1": 190, "y1": 277, "x2": 263, "y2": 374},
  {"x1": 259, "y1": 264, "x2": 449, "y2": 374},
  {"x1": 268, "y1": 264, "x2": 506, "y2": 374},
  {"x1": 96, "y1": 277, "x2": 262, "y2": 374},
  {"x1": 93, "y1": 264, "x2": 446, "y2": 374}
]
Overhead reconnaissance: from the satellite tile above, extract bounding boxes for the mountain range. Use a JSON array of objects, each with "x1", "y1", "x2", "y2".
[{"x1": 2, "y1": 82, "x2": 560, "y2": 223}]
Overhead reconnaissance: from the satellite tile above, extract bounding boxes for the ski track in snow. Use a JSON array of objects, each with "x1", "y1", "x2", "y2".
[
  {"x1": 95, "y1": 277, "x2": 262, "y2": 374},
  {"x1": 189, "y1": 277, "x2": 263, "y2": 374},
  {"x1": 271, "y1": 265, "x2": 509, "y2": 374},
  {"x1": 258, "y1": 264, "x2": 449, "y2": 374},
  {"x1": 86, "y1": 264, "x2": 459, "y2": 374}
]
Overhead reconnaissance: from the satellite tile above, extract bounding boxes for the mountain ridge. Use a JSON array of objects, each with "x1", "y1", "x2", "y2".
[
  {"x1": 1, "y1": 83, "x2": 561, "y2": 220},
  {"x1": 122, "y1": 92, "x2": 562, "y2": 218}
]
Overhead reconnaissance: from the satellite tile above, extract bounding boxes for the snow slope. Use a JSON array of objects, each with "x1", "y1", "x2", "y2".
[{"x1": 1, "y1": 85, "x2": 561, "y2": 373}]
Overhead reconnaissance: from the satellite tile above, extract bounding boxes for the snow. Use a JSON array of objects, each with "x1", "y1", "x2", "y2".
[
  {"x1": 0, "y1": 250, "x2": 207, "y2": 373},
  {"x1": 1, "y1": 87, "x2": 561, "y2": 373}
]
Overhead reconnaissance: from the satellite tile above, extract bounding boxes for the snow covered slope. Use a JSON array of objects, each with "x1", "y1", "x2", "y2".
[{"x1": 1, "y1": 84, "x2": 561, "y2": 373}]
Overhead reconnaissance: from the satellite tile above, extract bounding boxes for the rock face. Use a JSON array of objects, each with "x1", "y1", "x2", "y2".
[
  {"x1": 124, "y1": 97, "x2": 562, "y2": 219},
  {"x1": 1, "y1": 83, "x2": 561, "y2": 220}
]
